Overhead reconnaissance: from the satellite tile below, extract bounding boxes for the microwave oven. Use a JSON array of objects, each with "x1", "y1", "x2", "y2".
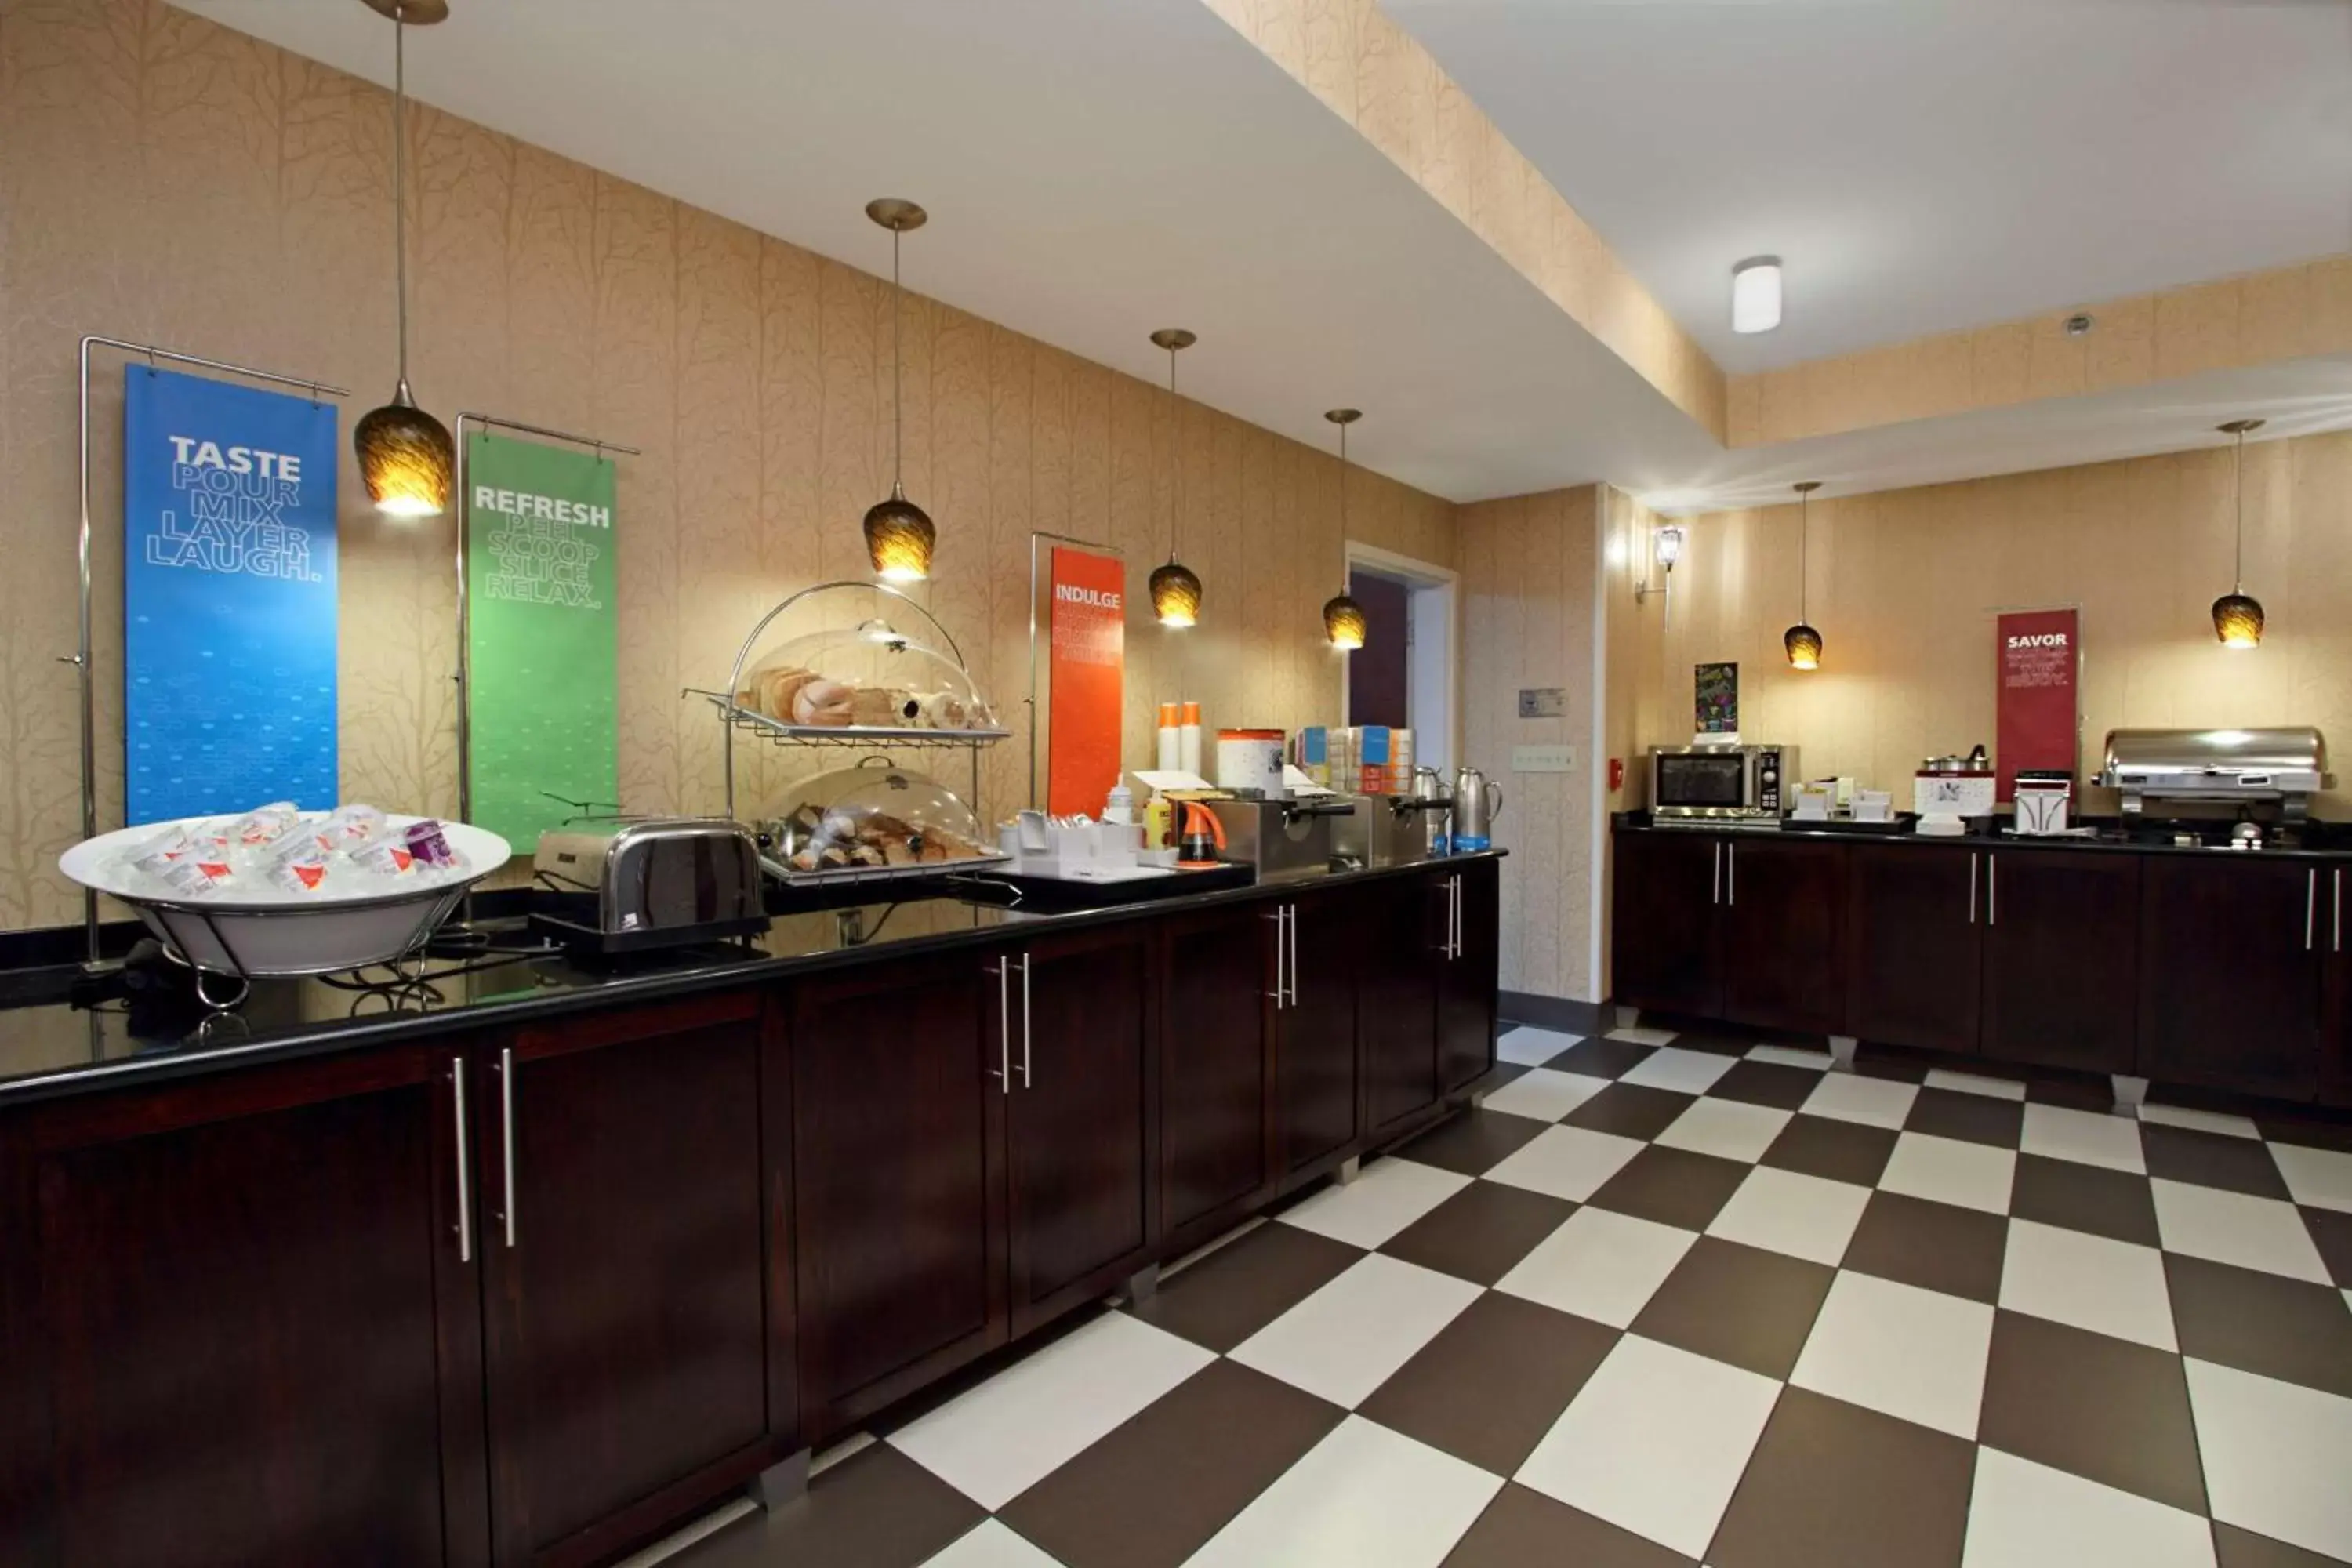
[{"x1": 1649, "y1": 744, "x2": 1795, "y2": 824}]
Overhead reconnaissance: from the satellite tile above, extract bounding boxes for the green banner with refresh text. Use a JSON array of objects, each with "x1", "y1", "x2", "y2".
[{"x1": 463, "y1": 433, "x2": 618, "y2": 852}]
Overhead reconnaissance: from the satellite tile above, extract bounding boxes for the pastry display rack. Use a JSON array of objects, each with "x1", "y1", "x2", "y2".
[{"x1": 686, "y1": 581, "x2": 1010, "y2": 892}]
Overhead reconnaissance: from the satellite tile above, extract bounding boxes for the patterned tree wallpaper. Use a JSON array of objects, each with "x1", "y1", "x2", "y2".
[{"x1": 0, "y1": 0, "x2": 1457, "y2": 931}]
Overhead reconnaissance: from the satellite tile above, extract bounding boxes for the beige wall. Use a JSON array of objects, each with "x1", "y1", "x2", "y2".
[
  {"x1": 1626, "y1": 433, "x2": 2352, "y2": 822},
  {"x1": 0, "y1": 0, "x2": 1456, "y2": 933}
]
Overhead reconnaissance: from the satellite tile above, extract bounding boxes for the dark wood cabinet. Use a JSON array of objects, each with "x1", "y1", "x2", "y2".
[
  {"x1": 2324, "y1": 864, "x2": 2352, "y2": 1107},
  {"x1": 1002, "y1": 925, "x2": 1154, "y2": 1334},
  {"x1": 1847, "y1": 844, "x2": 1982, "y2": 1054},
  {"x1": 1716, "y1": 836, "x2": 1849, "y2": 1035},
  {"x1": 1159, "y1": 904, "x2": 1276, "y2": 1240},
  {"x1": 1362, "y1": 873, "x2": 1444, "y2": 1135},
  {"x1": 1612, "y1": 829, "x2": 1723, "y2": 1017},
  {"x1": 1980, "y1": 848, "x2": 2140, "y2": 1075},
  {"x1": 790, "y1": 956, "x2": 1004, "y2": 1442},
  {"x1": 1438, "y1": 858, "x2": 1500, "y2": 1091},
  {"x1": 2140, "y1": 856, "x2": 2325, "y2": 1101},
  {"x1": 480, "y1": 995, "x2": 779, "y2": 1568},
  {"x1": 1277, "y1": 886, "x2": 1361, "y2": 1176},
  {"x1": 0, "y1": 1047, "x2": 487, "y2": 1568}
]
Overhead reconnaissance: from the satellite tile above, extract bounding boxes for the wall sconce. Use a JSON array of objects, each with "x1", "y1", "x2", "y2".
[{"x1": 1635, "y1": 524, "x2": 1686, "y2": 626}]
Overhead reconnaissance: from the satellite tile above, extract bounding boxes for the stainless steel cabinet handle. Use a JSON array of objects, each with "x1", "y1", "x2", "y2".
[
  {"x1": 1454, "y1": 874, "x2": 1463, "y2": 960},
  {"x1": 1968, "y1": 853, "x2": 1978, "y2": 924},
  {"x1": 1726, "y1": 841, "x2": 1736, "y2": 906},
  {"x1": 2307, "y1": 869, "x2": 2318, "y2": 953},
  {"x1": 1020, "y1": 951, "x2": 1034, "y2": 1087},
  {"x1": 1712, "y1": 841, "x2": 1722, "y2": 906},
  {"x1": 990, "y1": 959, "x2": 1011, "y2": 1091},
  {"x1": 1287, "y1": 903, "x2": 1300, "y2": 1007},
  {"x1": 1265, "y1": 907, "x2": 1288, "y2": 1007},
  {"x1": 450, "y1": 1058, "x2": 473, "y2": 1265},
  {"x1": 1987, "y1": 856, "x2": 1997, "y2": 927},
  {"x1": 2336, "y1": 868, "x2": 2343, "y2": 954},
  {"x1": 497, "y1": 1046, "x2": 517, "y2": 1250}
]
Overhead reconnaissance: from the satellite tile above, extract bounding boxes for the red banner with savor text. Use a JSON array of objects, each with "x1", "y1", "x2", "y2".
[
  {"x1": 1047, "y1": 546, "x2": 1125, "y2": 818},
  {"x1": 1996, "y1": 608, "x2": 2078, "y2": 803}
]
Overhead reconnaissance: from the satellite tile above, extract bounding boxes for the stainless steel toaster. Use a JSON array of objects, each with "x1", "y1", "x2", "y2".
[{"x1": 530, "y1": 817, "x2": 769, "y2": 953}]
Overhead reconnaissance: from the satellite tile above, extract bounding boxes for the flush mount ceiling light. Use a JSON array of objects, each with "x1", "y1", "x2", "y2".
[
  {"x1": 352, "y1": 0, "x2": 455, "y2": 519},
  {"x1": 1321, "y1": 409, "x2": 1367, "y2": 650},
  {"x1": 1783, "y1": 481, "x2": 1824, "y2": 670},
  {"x1": 2212, "y1": 418, "x2": 2267, "y2": 649},
  {"x1": 862, "y1": 198, "x2": 936, "y2": 583},
  {"x1": 1732, "y1": 255, "x2": 1783, "y2": 336},
  {"x1": 1147, "y1": 328, "x2": 1203, "y2": 628}
]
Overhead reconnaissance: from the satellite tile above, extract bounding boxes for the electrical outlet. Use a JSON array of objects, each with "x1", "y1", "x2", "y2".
[{"x1": 1511, "y1": 745, "x2": 1576, "y2": 773}]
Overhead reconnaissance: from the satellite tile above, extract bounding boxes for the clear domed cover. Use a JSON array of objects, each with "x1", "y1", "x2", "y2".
[
  {"x1": 731, "y1": 616, "x2": 996, "y2": 733},
  {"x1": 762, "y1": 758, "x2": 1001, "y2": 879}
]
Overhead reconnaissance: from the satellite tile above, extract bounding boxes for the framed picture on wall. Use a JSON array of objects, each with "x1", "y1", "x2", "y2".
[{"x1": 1695, "y1": 661, "x2": 1739, "y2": 737}]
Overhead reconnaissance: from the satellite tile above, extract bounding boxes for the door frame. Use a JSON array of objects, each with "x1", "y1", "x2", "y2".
[{"x1": 1341, "y1": 541, "x2": 1458, "y2": 780}]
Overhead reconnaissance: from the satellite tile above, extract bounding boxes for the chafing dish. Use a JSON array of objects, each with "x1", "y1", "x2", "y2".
[{"x1": 2100, "y1": 728, "x2": 2332, "y2": 821}]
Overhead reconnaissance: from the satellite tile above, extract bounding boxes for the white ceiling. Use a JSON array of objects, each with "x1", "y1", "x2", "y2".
[
  {"x1": 1388, "y1": 0, "x2": 2352, "y2": 374},
  {"x1": 182, "y1": 0, "x2": 2352, "y2": 514}
]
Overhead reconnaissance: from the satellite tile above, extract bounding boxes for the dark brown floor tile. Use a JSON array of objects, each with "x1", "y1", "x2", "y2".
[
  {"x1": 1552, "y1": 1035, "x2": 1659, "y2": 1080},
  {"x1": 2010, "y1": 1152, "x2": 2162, "y2": 1247},
  {"x1": 1000, "y1": 1360, "x2": 1342, "y2": 1568},
  {"x1": 1397, "y1": 1107, "x2": 1551, "y2": 1177},
  {"x1": 1978, "y1": 1308, "x2": 2207, "y2": 1514},
  {"x1": 1128, "y1": 1221, "x2": 1362, "y2": 1352},
  {"x1": 1657, "y1": 1024, "x2": 1755, "y2": 1058},
  {"x1": 672, "y1": 1443, "x2": 983, "y2": 1568},
  {"x1": 2141, "y1": 1123, "x2": 2294, "y2": 1200},
  {"x1": 1760, "y1": 1114, "x2": 1898, "y2": 1186},
  {"x1": 2030, "y1": 1073, "x2": 2122, "y2": 1112},
  {"x1": 1904, "y1": 1086, "x2": 2025, "y2": 1149},
  {"x1": 1443, "y1": 1483, "x2": 1696, "y2": 1567},
  {"x1": 1632, "y1": 1236, "x2": 1834, "y2": 1379},
  {"x1": 1852, "y1": 1050, "x2": 1931, "y2": 1084},
  {"x1": 2303, "y1": 1206, "x2": 2352, "y2": 1289},
  {"x1": 1381, "y1": 1180, "x2": 1576, "y2": 1286},
  {"x1": 1707, "y1": 1060, "x2": 1824, "y2": 1111},
  {"x1": 1587, "y1": 1145, "x2": 1751, "y2": 1231},
  {"x1": 1359, "y1": 1291, "x2": 1620, "y2": 1476},
  {"x1": 1841, "y1": 1190, "x2": 2009, "y2": 1303},
  {"x1": 1709, "y1": 1387, "x2": 1973, "y2": 1568},
  {"x1": 2214, "y1": 1522, "x2": 2352, "y2": 1568},
  {"x1": 2166, "y1": 1252, "x2": 2352, "y2": 1400},
  {"x1": 2258, "y1": 1114, "x2": 2352, "y2": 1154},
  {"x1": 1563, "y1": 1082, "x2": 1695, "y2": 1141}
]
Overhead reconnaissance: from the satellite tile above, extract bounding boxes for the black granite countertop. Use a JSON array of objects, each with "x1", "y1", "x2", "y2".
[
  {"x1": 0, "y1": 852, "x2": 1503, "y2": 1109},
  {"x1": 1614, "y1": 812, "x2": 2352, "y2": 862}
]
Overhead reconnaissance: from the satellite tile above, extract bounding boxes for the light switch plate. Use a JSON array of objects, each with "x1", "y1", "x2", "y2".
[{"x1": 1511, "y1": 744, "x2": 1576, "y2": 773}]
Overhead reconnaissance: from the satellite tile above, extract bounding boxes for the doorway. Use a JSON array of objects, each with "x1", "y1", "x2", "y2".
[{"x1": 1341, "y1": 543, "x2": 1457, "y2": 780}]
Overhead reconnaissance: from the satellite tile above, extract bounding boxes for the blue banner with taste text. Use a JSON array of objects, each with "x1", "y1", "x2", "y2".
[{"x1": 122, "y1": 366, "x2": 340, "y2": 825}]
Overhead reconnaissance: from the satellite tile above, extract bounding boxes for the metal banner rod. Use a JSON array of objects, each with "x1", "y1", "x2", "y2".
[
  {"x1": 450, "y1": 412, "x2": 639, "y2": 829},
  {"x1": 74, "y1": 335, "x2": 351, "y2": 967}
]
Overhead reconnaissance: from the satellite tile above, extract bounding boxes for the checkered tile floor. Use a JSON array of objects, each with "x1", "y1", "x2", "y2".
[{"x1": 675, "y1": 1025, "x2": 2352, "y2": 1568}]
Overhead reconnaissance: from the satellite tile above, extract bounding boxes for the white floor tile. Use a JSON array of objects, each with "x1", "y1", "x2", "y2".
[
  {"x1": 2151, "y1": 1178, "x2": 2332, "y2": 1285},
  {"x1": 1484, "y1": 1124, "x2": 1647, "y2": 1203},
  {"x1": 887, "y1": 1312, "x2": 1213, "y2": 1509},
  {"x1": 1879, "y1": 1131, "x2": 2016, "y2": 1215},
  {"x1": 1962, "y1": 1446, "x2": 2216, "y2": 1568},
  {"x1": 2187, "y1": 1357, "x2": 2352, "y2": 1561},
  {"x1": 2020, "y1": 1104, "x2": 2145, "y2": 1174},
  {"x1": 1926, "y1": 1067, "x2": 2028, "y2": 1102},
  {"x1": 1185, "y1": 1415, "x2": 1501, "y2": 1568},
  {"x1": 1998, "y1": 1218, "x2": 2176, "y2": 1352},
  {"x1": 1616, "y1": 1045, "x2": 1736, "y2": 1095},
  {"x1": 2270, "y1": 1141, "x2": 2352, "y2": 1214},
  {"x1": 1497, "y1": 1025, "x2": 1582, "y2": 1066},
  {"x1": 1229, "y1": 1254, "x2": 1482, "y2": 1410},
  {"x1": 1279, "y1": 1156, "x2": 1471, "y2": 1250},
  {"x1": 1482, "y1": 1067, "x2": 1610, "y2": 1125},
  {"x1": 1791, "y1": 1271, "x2": 1994, "y2": 1439},
  {"x1": 1704, "y1": 1164, "x2": 1871, "y2": 1265},
  {"x1": 1516, "y1": 1334, "x2": 1780, "y2": 1559},
  {"x1": 2137, "y1": 1103, "x2": 2260, "y2": 1139},
  {"x1": 1496, "y1": 1207, "x2": 1698, "y2": 1328},
  {"x1": 1654, "y1": 1096, "x2": 1791, "y2": 1164},
  {"x1": 1748, "y1": 1044, "x2": 1834, "y2": 1069},
  {"x1": 1606, "y1": 1025, "x2": 1679, "y2": 1047},
  {"x1": 920, "y1": 1520, "x2": 1068, "y2": 1568},
  {"x1": 1800, "y1": 1071, "x2": 1919, "y2": 1130}
]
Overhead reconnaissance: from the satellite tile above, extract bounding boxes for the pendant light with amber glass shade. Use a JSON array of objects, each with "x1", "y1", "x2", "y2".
[
  {"x1": 352, "y1": 0, "x2": 456, "y2": 519},
  {"x1": 2212, "y1": 419, "x2": 2267, "y2": 649},
  {"x1": 1322, "y1": 409, "x2": 1367, "y2": 649},
  {"x1": 1783, "y1": 481, "x2": 1824, "y2": 670},
  {"x1": 1148, "y1": 329, "x2": 1203, "y2": 627},
  {"x1": 862, "y1": 199, "x2": 936, "y2": 583}
]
